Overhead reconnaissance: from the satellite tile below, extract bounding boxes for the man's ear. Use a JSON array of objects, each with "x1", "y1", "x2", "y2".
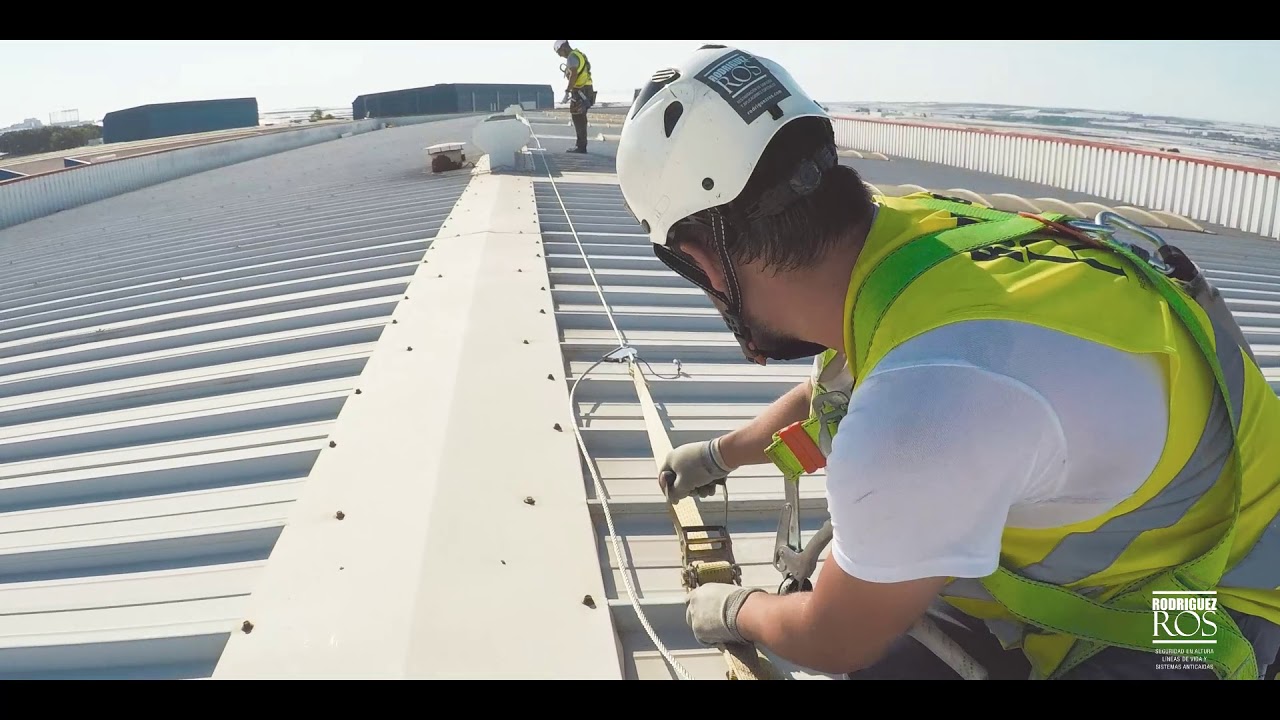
[{"x1": 673, "y1": 239, "x2": 729, "y2": 296}]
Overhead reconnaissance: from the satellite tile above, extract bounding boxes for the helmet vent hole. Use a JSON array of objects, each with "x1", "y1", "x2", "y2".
[
  {"x1": 702, "y1": 178, "x2": 714, "y2": 191},
  {"x1": 663, "y1": 102, "x2": 683, "y2": 138},
  {"x1": 767, "y1": 104, "x2": 783, "y2": 121}
]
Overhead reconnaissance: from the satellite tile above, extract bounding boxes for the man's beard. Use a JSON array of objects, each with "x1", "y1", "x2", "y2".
[{"x1": 714, "y1": 303, "x2": 828, "y2": 365}]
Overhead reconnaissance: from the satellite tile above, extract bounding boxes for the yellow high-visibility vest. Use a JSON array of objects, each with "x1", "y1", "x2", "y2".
[{"x1": 764, "y1": 192, "x2": 1280, "y2": 679}]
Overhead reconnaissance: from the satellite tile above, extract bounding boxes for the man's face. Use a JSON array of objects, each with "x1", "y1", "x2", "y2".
[
  {"x1": 704, "y1": 288, "x2": 815, "y2": 365},
  {"x1": 668, "y1": 226, "x2": 823, "y2": 364}
]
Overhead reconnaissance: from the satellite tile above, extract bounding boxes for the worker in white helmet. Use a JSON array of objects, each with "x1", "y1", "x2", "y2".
[
  {"x1": 616, "y1": 44, "x2": 1280, "y2": 679},
  {"x1": 553, "y1": 40, "x2": 596, "y2": 153}
]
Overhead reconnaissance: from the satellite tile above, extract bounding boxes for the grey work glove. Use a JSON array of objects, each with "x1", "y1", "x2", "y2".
[
  {"x1": 686, "y1": 584, "x2": 763, "y2": 646},
  {"x1": 659, "y1": 438, "x2": 734, "y2": 502}
]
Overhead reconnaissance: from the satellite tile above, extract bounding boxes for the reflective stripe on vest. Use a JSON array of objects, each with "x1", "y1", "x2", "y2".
[{"x1": 763, "y1": 192, "x2": 1280, "y2": 680}]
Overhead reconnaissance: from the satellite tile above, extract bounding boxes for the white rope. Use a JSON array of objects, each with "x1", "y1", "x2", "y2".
[
  {"x1": 529, "y1": 127, "x2": 694, "y2": 680},
  {"x1": 527, "y1": 130, "x2": 625, "y2": 347}
]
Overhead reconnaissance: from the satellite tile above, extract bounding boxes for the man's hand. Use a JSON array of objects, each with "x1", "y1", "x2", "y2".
[
  {"x1": 659, "y1": 438, "x2": 734, "y2": 501},
  {"x1": 686, "y1": 584, "x2": 762, "y2": 646}
]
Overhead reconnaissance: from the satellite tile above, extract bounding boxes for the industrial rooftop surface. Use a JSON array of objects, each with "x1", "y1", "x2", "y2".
[
  {"x1": 0, "y1": 113, "x2": 1277, "y2": 679},
  {"x1": 0, "y1": 122, "x2": 340, "y2": 179}
]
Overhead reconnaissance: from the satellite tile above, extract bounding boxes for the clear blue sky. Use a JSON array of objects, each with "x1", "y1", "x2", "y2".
[{"x1": 5, "y1": 40, "x2": 1277, "y2": 128}]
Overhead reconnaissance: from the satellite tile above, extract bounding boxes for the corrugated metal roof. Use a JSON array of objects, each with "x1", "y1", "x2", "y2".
[
  {"x1": 1, "y1": 108, "x2": 1276, "y2": 680},
  {"x1": 0, "y1": 118, "x2": 476, "y2": 679},
  {"x1": 526, "y1": 119, "x2": 1280, "y2": 680}
]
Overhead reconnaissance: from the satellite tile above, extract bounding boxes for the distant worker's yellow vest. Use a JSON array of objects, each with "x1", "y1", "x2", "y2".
[
  {"x1": 567, "y1": 49, "x2": 592, "y2": 88},
  {"x1": 765, "y1": 192, "x2": 1280, "y2": 679}
]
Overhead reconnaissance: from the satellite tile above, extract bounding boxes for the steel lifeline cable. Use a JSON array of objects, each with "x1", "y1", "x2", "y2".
[
  {"x1": 526, "y1": 125, "x2": 985, "y2": 681},
  {"x1": 526, "y1": 128, "x2": 783, "y2": 680}
]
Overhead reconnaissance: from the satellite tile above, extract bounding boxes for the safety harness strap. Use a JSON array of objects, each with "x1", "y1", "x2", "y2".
[
  {"x1": 627, "y1": 359, "x2": 789, "y2": 680},
  {"x1": 851, "y1": 213, "x2": 1065, "y2": 372},
  {"x1": 999, "y1": 236, "x2": 1252, "y2": 680},
  {"x1": 763, "y1": 416, "x2": 832, "y2": 482},
  {"x1": 852, "y1": 213, "x2": 1255, "y2": 680},
  {"x1": 911, "y1": 194, "x2": 1023, "y2": 222}
]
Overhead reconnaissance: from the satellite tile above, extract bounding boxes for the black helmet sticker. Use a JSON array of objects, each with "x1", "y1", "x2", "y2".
[{"x1": 694, "y1": 49, "x2": 792, "y2": 124}]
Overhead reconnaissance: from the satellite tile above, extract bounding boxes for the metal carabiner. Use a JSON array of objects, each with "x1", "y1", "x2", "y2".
[
  {"x1": 1095, "y1": 210, "x2": 1169, "y2": 249},
  {"x1": 1063, "y1": 218, "x2": 1113, "y2": 237},
  {"x1": 1068, "y1": 211, "x2": 1175, "y2": 275}
]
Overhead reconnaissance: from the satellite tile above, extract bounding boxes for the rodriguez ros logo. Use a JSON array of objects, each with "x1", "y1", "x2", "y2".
[{"x1": 1152, "y1": 590, "x2": 1218, "y2": 645}]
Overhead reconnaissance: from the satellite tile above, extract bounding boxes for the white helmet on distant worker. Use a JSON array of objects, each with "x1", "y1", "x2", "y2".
[
  {"x1": 553, "y1": 40, "x2": 568, "y2": 52},
  {"x1": 616, "y1": 44, "x2": 830, "y2": 250}
]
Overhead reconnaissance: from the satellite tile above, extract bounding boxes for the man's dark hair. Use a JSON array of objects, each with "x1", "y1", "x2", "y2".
[{"x1": 689, "y1": 116, "x2": 874, "y2": 273}]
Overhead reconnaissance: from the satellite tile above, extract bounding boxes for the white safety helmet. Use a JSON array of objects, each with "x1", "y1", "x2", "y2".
[
  {"x1": 617, "y1": 44, "x2": 836, "y2": 364},
  {"x1": 553, "y1": 40, "x2": 568, "y2": 52},
  {"x1": 617, "y1": 44, "x2": 830, "y2": 250}
]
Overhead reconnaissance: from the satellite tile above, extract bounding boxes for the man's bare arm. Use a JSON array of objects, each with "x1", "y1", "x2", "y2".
[{"x1": 717, "y1": 379, "x2": 811, "y2": 468}]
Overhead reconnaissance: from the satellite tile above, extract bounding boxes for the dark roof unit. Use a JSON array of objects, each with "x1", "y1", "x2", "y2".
[
  {"x1": 102, "y1": 98, "x2": 259, "y2": 144},
  {"x1": 352, "y1": 83, "x2": 553, "y2": 120}
]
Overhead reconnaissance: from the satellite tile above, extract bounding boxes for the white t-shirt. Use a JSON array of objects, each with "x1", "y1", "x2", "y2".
[{"x1": 821, "y1": 319, "x2": 1170, "y2": 584}]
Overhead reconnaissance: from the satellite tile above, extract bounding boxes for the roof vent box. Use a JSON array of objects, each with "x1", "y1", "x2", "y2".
[
  {"x1": 425, "y1": 142, "x2": 467, "y2": 173},
  {"x1": 426, "y1": 142, "x2": 466, "y2": 163}
]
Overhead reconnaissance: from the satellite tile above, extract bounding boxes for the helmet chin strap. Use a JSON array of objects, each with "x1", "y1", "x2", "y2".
[
  {"x1": 655, "y1": 208, "x2": 835, "y2": 365},
  {"x1": 653, "y1": 213, "x2": 768, "y2": 365},
  {"x1": 651, "y1": 142, "x2": 840, "y2": 365}
]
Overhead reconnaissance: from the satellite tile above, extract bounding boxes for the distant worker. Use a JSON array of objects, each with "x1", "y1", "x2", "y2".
[
  {"x1": 616, "y1": 44, "x2": 1280, "y2": 680},
  {"x1": 554, "y1": 40, "x2": 596, "y2": 154}
]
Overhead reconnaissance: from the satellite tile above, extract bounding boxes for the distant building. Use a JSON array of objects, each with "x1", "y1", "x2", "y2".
[
  {"x1": 0, "y1": 118, "x2": 45, "y2": 136},
  {"x1": 49, "y1": 109, "x2": 82, "y2": 127},
  {"x1": 352, "y1": 83, "x2": 553, "y2": 120},
  {"x1": 102, "y1": 98, "x2": 259, "y2": 144}
]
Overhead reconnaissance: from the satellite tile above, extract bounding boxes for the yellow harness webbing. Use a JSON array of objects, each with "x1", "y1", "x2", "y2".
[{"x1": 627, "y1": 359, "x2": 788, "y2": 680}]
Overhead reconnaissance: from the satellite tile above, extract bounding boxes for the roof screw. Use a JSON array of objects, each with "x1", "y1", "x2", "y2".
[
  {"x1": 547, "y1": 373, "x2": 554, "y2": 380},
  {"x1": 536, "y1": 253, "x2": 541, "y2": 257},
  {"x1": 392, "y1": 319, "x2": 398, "y2": 324},
  {"x1": 241, "y1": 620, "x2": 254, "y2": 634},
  {"x1": 329, "y1": 440, "x2": 337, "y2": 448},
  {"x1": 523, "y1": 339, "x2": 529, "y2": 344},
  {"x1": 539, "y1": 309, "x2": 546, "y2": 314},
  {"x1": 524, "y1": 496, "x2": 536, "y2": 505},
  {"x1": 354, "y1": 388, "x2": 362, "y2": 395},
  {"x1": 500, "y1": 560, "x2": 507, "y2": 565},
  {"x1": 517, "y1": 269, "x2": 523, "y2": 272},
  {"x1": 407, "y1": 346, "x2": 413, "y2": 351},
  {"x1": 582, "y1": 595, "x2": 596, "y2": 609},
  {"x1": 553, "y1": 423, "x2": 563, "y2": 432},
  {"x1": 438, "y1": 274, "x2": 442, "y2": 278},
  {"x1": 335, "y1": 510, "x2": 346, "y2": 520},
  {"x1": 404, "y1": 295, "x2": 409, "y2": 299},
  {"x1": 541, "y1": 286, "x2": 546, "y2": 291}
]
